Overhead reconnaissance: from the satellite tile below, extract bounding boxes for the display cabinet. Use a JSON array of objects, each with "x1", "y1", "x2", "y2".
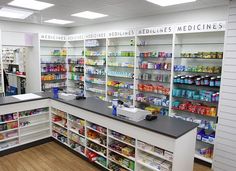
[
  {"x1": 67, "y1": 37, "x2": 85, "y2": 95},
  {"x1": 40, "y1": 37, "x2": 67, "y2": 91},
  {"x1": 107, "y1": 31, "x2": 135, "y2": 105},
  {"x1": 171, "y1": 31, "x2": 224, "y2": 163},
  {"x1": 84, "y1": 35, "x2": 107, "y2": 100},
  {"x1": 135, "y1": 30, "x2": 173, "y2": 115}
]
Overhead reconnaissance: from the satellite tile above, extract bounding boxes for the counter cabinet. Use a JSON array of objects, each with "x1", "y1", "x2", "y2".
[{"x1": 0, "y1": 98, "x2": 197, "y2": 171}]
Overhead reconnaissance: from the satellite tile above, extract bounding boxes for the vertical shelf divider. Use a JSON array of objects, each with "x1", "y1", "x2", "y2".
[{"x1": 169, "y1": 32, "x2": 176, "y2": 115}]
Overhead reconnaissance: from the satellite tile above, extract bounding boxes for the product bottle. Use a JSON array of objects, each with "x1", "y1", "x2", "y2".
[{"x1": 112, "y1": 99, "x2": 118, "y2": 116}]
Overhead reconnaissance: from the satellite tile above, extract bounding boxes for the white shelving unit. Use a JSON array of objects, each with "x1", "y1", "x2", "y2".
[
  {"x1": 67, "y1": 35, "x2": 85, "y2": 95},
  {"x1": 84, "y1": 33, "x2": 107, "y2": 100},
  {"x1": 18, "y1": 107, "x2": 50, "y2": 144},
  {"x1": 0, "y1": 104, "x2": 50, "y2": 151},
  {"x1": 48, "y1": 102, "x2": 186, "y2": 171},
  {"x1": 40, "y1": 35, "x2": 67, "y2": 92},
  {"x1": 36, "y1": 22, "x2": 225, "y2": 165},
  {"x1": 171, "y1": 31, "x2": 224, "y2": 164},
  {"x1": 0, "y1": 112, "x2": 19, "y2": 150},
  {"x1": 135, "y1": 29, "x2": 173, "y2": 115},
  {"x1": 51, "y1": 107, "x2": 68, "y2": 145},
  {"x1": 107, "y1": 30, "x2": 136, "y2": 105}
]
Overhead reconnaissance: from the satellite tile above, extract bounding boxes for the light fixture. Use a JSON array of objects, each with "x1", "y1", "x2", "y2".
[
  {"x1": 44, "y1": 19, "x2": 74, "y2": 25},
  {"x1": 146, "y1": 0, "x2": 197, "y2": 6},
  {"x1": 0, "y1": 7, "x2": 33, "y2": 19},
  {"x1": 8, "y1": 0, "x2": 54, "y2": 11},
  {"x1": 71, "y1": 11, "x2": 108, "y2": 19}
]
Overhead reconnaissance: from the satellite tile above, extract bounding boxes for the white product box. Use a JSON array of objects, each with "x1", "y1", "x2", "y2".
[
  {"x1": 117, "y1": 107, "x2": 151, "y2": 122},
  {"x1": 164, "y1": 151, "x2": 173, "y2": 161},
  {"x1": 161, "y1": 161, "x2": 172, "y2": 171}
]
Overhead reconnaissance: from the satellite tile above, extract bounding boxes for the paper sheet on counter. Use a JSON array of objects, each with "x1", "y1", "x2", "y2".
[{"x1": 13, "y1": 93, "x2": 42, "y2": 101}]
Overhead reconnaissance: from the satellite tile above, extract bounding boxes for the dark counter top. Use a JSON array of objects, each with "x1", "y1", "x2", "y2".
[
  {"x1": 0, "y1": 92, "x2": 198, "y2": 139},
  {"x1": 0, "y1": 93, "x2": 49, "y2": 106}
]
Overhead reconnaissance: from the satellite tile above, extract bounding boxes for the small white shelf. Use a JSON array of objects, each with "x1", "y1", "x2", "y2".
[
  {"x1": 20, "y1": 128, "x2": 50, "y2": 137},
  {"x1": 0, "y1": 136, "x2": 19, "y2": 143},
  {"x1": 52, "y1": 129, "x2": 67, "y2": 137},
  {"x1": 0, "y1": 128, "x2": 18, "y2": 133},
  {"x1": 86, "y1": 147, "x2": 107, "y2": 158},
  {"x1": 52, "y1": 136, "x2": 68, "y2": 146},
  {"x1": 108, "y1": 158, "x2": 133, "y2": 171},
  {"x1": 68, "y1": 119, "x2": 84, "y2": 127},
  {"x1": 20, "y1": 135, "x2": 50, "y2": 146},
  {"x1": 69, "y1": 138, "x2": 85, "y2": 147},
  {"x1": 69, "y1": 128, "x2": 85, "y2": 138},
  {"x1": 87, "y1": 137, "x2": 107, "y2": 148},
  {"x1": 0, "y1": 143, "x2": 19, "y2": 152},
  {"x1": 71, "y1": 147, "x2": 86, "y2": 157},
  {"x1": 137, "y1": 160, "x2": 160, "y2": 171},
  {"x1": 86, "y1": 126, "x2": 107, "y2": 136},
  {"x1": 51, "y1": 112, "x2": 67, "y2": 119},
  {"x1": 197, "y1": 139, "x2": 214, "y2": 145},
  {"x1": 109, "y1": 135, "x2": 135, "y2": 148},
  {"x1": 108, "y1": 148, "x2": 135, "y2": 161},
  {"x1": 0, "y1": 119, "x2": 18, "y2": 124},
  {"x1": 20, "y1": 120, "x2": 49, "y2": 129},
  {"x1": 95, "y1": 161, "x2": 107, "y2": 169},
  {"x1": 52, "y1": 121, "x2": 67, "y2": 129},
  {"x1": 194, "y1": 154, "x2": 213, "y2": 164},
  {"x1": 137, "y1": 147, "x2": 172, "y2": 162},
  {"x1": 19, "y1": 112, "x2": 49, "y2": 119}
]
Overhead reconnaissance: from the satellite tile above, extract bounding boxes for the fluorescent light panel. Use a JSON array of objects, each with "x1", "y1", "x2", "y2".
[
  {"x1": 0, "y1": 7, "x2": 33, "y2": 19},
  {"x1": 8, "y1": 0, "x2": 54, "y2": 11},
  {"x1": 44, "y1": 19, "x2": 74, "y2": 25},
  {"x1": 146, "y1": 0, "x2": 196, "y2": 6},
  {"x1": 71, "y1": 11, "x2": 108, "y2": 19}
]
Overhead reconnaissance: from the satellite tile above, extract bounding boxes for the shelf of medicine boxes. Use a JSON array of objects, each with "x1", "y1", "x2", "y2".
[
  {"x1": 67, "y1": 41, "x2": 85, "y2": 94},
  {"x1": 68, "y1": 114, "x2": 86, "y2": 155},
  {"x1": 85, "y1": 39, "x2": 107, "y2": 99},
  {"x1": 107, "y1": 37, "x2": 135, "y2": 104},
  {"x1": 107, "y1": 129, "x2": 136, "y2": 171},
  {"x1": 86, "y1": 121, "x2": 108, "y2": 164},
  {"x1": 171, "y1": 31, "x2": 224, "y2": 163},
  {"x1": 51, "y1": 108, "x2": 68, "y2": 145},
  {"x1": 40, "y1": 46, "x2": 67, "y2": 92},
  {"x1": 135, "y1": 34, "x2": 173, "y2": 112},
  {"x1": 0, "y1": 112, "x2": 19, "y2": 150},
  {"x1": 51, "y1": 107, "x2": 176, "y2": 171},
  {"x1": 172, "y1": 114, "x2": 216, "y2": 161},
  {"x1": 137, "y1": 140, "x2": 172, "y2": 171},
  {"x1": 18, "y1": 108, "x2": 50, "y2": 143}
]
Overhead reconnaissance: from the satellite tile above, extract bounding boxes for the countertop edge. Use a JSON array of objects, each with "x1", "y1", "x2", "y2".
[{"x1": 0, "y1": 94, "x2": 198, "y2": 139}]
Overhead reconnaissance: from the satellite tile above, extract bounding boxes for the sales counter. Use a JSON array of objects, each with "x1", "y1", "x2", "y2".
[{"x1": 0, "y1": 92, "x2": 198, "y2": 171}]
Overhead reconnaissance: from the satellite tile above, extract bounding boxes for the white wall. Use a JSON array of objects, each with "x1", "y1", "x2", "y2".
[
  {"x1": 68, "y1": 6, "x2": 228, "y2": 34},
  {"x1": 213, "y1": 1, "x2": 236, "y2": 171},
  {"x1": 0, "y1": 20, "x2": 67, "y2": 35}
]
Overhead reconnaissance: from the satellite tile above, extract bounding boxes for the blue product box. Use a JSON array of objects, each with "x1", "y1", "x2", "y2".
[
  {"x1": 208, "y1": 132, "x2": 215, "y2": 144},
  {"x1": 197, "y1": 129, "x2": 205, "y2": 141}
]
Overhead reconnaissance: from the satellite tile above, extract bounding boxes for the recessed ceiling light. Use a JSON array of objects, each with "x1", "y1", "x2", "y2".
[
  {"x1": 146, "y1": 0, "x2": 197, "y2": 6},
  {"x1": 71, "y1": 11, "x2": 108, "y2": 19},
  {"x1": 0, "y1": 7, "x2": 33, "y2": 19},
  {"x1": 44, "y1": 19, "x2": 74, "y2": 25},
  {"x1": 8, "y1": 0, "x2": 54, "y2": 11}
]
